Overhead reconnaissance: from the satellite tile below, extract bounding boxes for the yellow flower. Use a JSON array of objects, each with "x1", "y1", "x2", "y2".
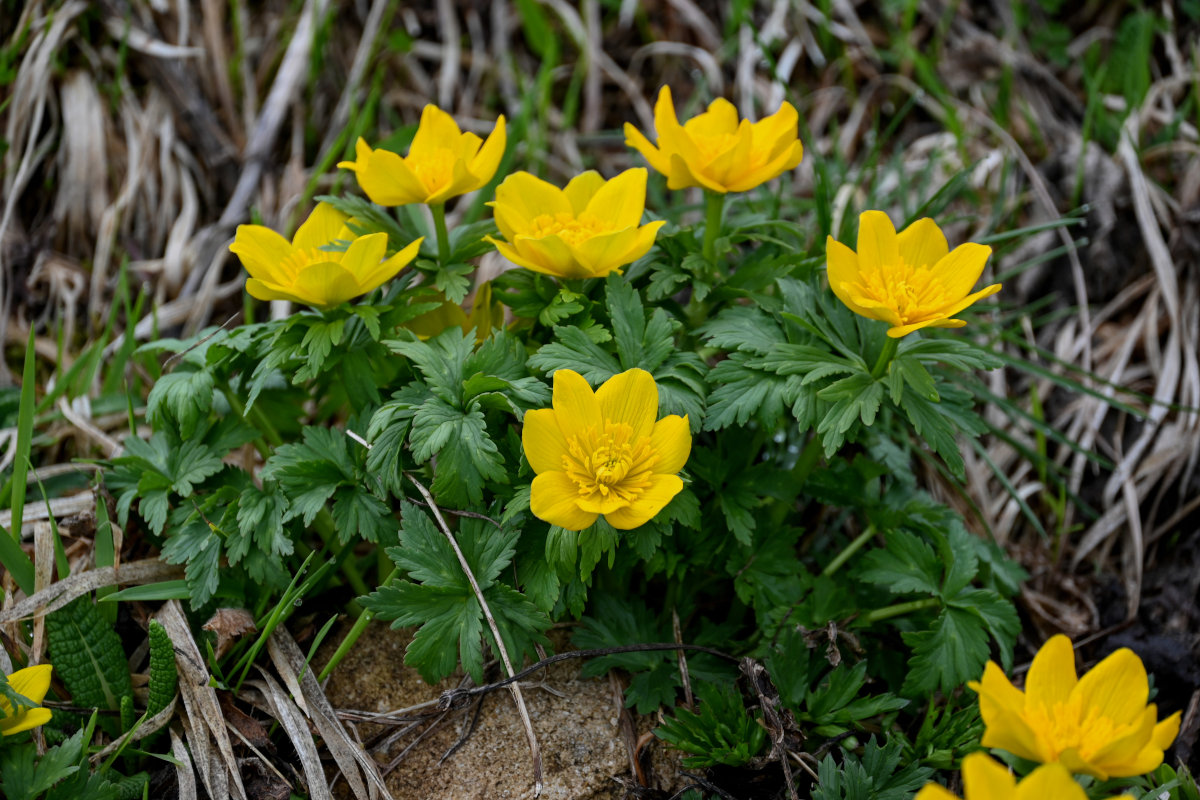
[
  {"x1": 523, "y1": 368, "x2": 690, "y2": 531},
  {"x1": 914, "y1": 752, "x2": 1088, "y2": 800},
  {"x1": 485, "y1": 169, "x2": 665, "y2": 280},
  {"x1": 337, "y1": 105, "x2": 506, "y2": 206},
  {"x1": 406, "y1": 281, "x2": 503, "y2": 343},
  {"x1": 826, "y1": 211, "x2": 1001, "y2": 338},
  {"x1": 969, "y1": 634, "x2": 1181, "y2": 780},
  {"x1": 230, "y1": 202, "x2": 422, "y2": 308},
  {"x1": 1, "y1": 664, "x2": 53, "y2": 736},
  {"x1": 624, "y1": 86, "x2": 803, "y2": 193}
]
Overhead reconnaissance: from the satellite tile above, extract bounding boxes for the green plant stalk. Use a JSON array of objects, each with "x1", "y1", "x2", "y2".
[
  {"x1": 432, "y1": 203, "x2": 451, "y2": 267},
  {"x1": 860, "y1": 597, "x2": 940, "y2": 624},
  {"x1": 702, "y1": 190, "x2": 726, "y2": 265},
  {"x1": 870, "y1": 337, "x2": 899, "y2": 379},
  {"x1": 11, "y1": 328, "x2": 36, "y2": 541},
  {"x1": 318, "y1": 565, "x2": 399, "y2": 682},
  {"x1": 822, "y1": 525, "x2": 876, "y2": 577}
]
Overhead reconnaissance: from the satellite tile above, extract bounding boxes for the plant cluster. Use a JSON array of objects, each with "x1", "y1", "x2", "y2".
[{"x1": 2, "y1": 80, "x2": 1194, "y2": 800}]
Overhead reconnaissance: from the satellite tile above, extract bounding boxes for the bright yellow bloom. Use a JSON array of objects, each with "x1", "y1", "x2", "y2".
[
  {"x1": 914, "y1": 753, "x2": 1087, "y2": 800},
  {"x1": 624, "y1": 86, "x2": 803, "y2": 193},
  {"x1": 230, "y1": 203, "x2": 422, "y2": 308},
  {"x1": 1, "y1": 664, "x2": 53, "y2": 736},
  {"x1": 523, "y1": 369, "x2": 690, "y2": 531},
  {"x1": 406, "y1": 281, "x2": 503, "y2": 343},
  {"x1": 969, "y1": 634, "x2": 1181, "y2": 780},
  {"x1": 486, "y1": 169, "x2": 664, "y2": 280},
  {"x1": 826, "y1": 211, "x2": 1001, "y2": 338},
  {"x1": 337, "y1": 105, "x2": 506, "y2": 206}
]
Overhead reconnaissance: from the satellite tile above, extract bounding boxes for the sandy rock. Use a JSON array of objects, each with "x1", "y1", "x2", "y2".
[{"x1": 320, "y1": 622, "x2": 679, "y2": 799}]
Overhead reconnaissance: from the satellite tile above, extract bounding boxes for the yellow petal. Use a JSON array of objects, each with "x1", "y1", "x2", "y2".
[
  {"x1": 340, "y1": 232, "x2": 389, "y2": 282},
  {"x1": 513, "y1": 234, "x2": 586, "y2": 278},
  {"x1": 683, "y1": 96, "x2": 740, "y2": 138},
  {"x1": 409, "y1": 104, "x2": 463, "y2": 158},
  {"x1": 522, "y1": 408, "x2": 570, "y2": 474},
  {"x1": 245, "y1": 277, "x2": 318, "y2": 305},
  {"x1": 970, "y1": 661, "x2": 1026, "y2": 723},
  {"x1": 650, "y1": 414, "x2": 691, "y2": 474},
  {"x1": 886, "y1": 317, "x2": 957, "y2": 338},
  {"x1": 292, "y1": 202, "x2": 350, "y2": 252},
  {"x1": 930, "y1": 282, "x2": 1002, "y2": 321},
  {"x1": 0, "y1": 706, "x2": 52, "y2": 735},
  {"x1": 551, "y1": 369, "x2": 601, "y2": 442},
  {"x1": 356, "y1": 148, "x2": 429, "y2": 206},
  {"x1": 576, "y1": 490, "x2": 632, "y2": 515},
  {"x1": 612, "y1": 220, "x2": 665, "y2": 268},
  {"x1": 960, "y1": 752, "x2": 1017, "y2": 800},
  {"x1": 856, "y1": 211, "x2": 901, "y2": 270},
  {"x1": 494, "y1": 172, "x2": 572, "y2": 230},
  {"x1": 469, "y1": 115, "x2": 507, "y2": 185},
  {"x1": 1014, "y1": 762, "x2": 1087, "y2": 800},
  {"x1": 573, "y1": 228, "x2": 640, "y2": 277},
  {"x1": 1070, "y1": 647, "x2": 1154, "y2": 747},
  {"x1": 896, "y1": 218, "x2": 949, "y2": 271},
  {"x1": 605, "y1": 474, "x2": 683, "y2": 529},
  {"x1": 1087, "y1": 704, "x2": 1160, "y2": 776},
  {"x1": 979, "y1": 708, "x2": 1048, "y2": 763},
  {"x1": 230, "y1": 225, "x2": 294, "y2": 283},
  {"x1": 724, "y1": 139, "x2": 801, "y2": 192},
  {"x1": 1152, "y1": 711, "x2": 1181, "y2": 749},
  {"x1": 826, "y1": 237, "x2": 874, "y2": 317},
  {"x1": 912, "y1": 785, "x2": 960, "y2": 800},
  {"x1": 1025, "y1": 634, "x2": 1078, "y2": 712},
  {"x1": 293, "y1": 261, "x2": 368, "y2": 307},
  {"x1": 847, "y1": 295, "x2": 904, "y2": 327},
  {"x1": 668, "y1": 152, "x2": 723, "y2": 192},
  {"x1": 704, "y1": 119, "x2": 754, "y2": 186},
  {"x1": 583, "y1": 168, "x2": 648, "y2": 230},
  {"x1": 563, "y1": 171, "x2": 607, "y2": 215},
  {"x1": 624, "y1": 121, "x2": 671, "y2": 177},
  {"x1": 426, "y1": 156, "x2": 480, "y2": 205},
  {"x1": 751, "y1": 101, "x2": 801, "y2": 160},
  {"x1": 596, "y1": 368, "x2": 658, "y2": 441},
  {"x1": 355, "y1": 237, "x2": 423, "y2": 293},
  {"x1": 530, "y1": 472, "x2": 597, "y2": 531},
  {"x1": 1059, "y1": 747, "x2": 1107, "y2": 779},
  {"x1": 488, "y1": 237, "x2": 545, "y2": 272},
  {"x1": 930, "y1": 242, "x2": 992, "y2": 300},
  {"x1": 336, "y1": 137, "x2": 372, "y2": 172},
  {"x1": 6, "y1": 665, "x2": 52, "y2": 706}
]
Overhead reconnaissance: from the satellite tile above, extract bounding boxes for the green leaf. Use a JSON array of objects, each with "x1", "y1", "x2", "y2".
[
  {"x1": 46, "y1": 597, "x2": 132, "y2": 713},
  {"x1": 159, "y1": 514, "x2": 222, "y2": 607},
  {"x1": 261, "y1": 427, "x2": 355, "y2": 525},
  {"x1": 704, "y1": 353, "x2": 797, "y2": 431},
  {"x1": 901, "y1": 607, "x2": 990, "y2": 696},
  {"x1": 528, "y1": 326, "x2": 622, "y2": 383},
  {"x1": 408, "y1": 397, "x2": 506, "y2": 507},
  {"x1": 331, "y1": 485, "x2": 397, "y2": 544},
  {"x1": 233, "y1": 483, "x2": 293, "y2": 562},
  {"x1": 947, "y1": 588, "x2": 1021, "y2": 671},
  {"x1": 858, "y1": 530, "x2": 941, "y2": 596},
  {"x1": 145, "y1": 367, "x2": 214, "y2": 440},
  {"x1": 387, "y1": 328, "x2": 475, "y2": 406},
  {"x1": 655, "y1": 683, "x2": 767, "y2": 768}
]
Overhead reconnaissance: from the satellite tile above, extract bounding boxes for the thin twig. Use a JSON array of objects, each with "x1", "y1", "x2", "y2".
[{"x1": 403, "y1": 471, "x2": 544, "y2": 796}]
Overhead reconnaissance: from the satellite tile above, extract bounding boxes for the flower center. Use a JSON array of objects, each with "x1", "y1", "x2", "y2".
[
  {"x1": 563, "y1": 421, "x2": 657, "y2": 504},
  {"x1": 1023, "y1": 698, "x2": 1139, "y2": 762},
  {"x1": 852, "y1": 258, "x2": 950, "y2": 324},
  {"x1": 527, "y1": 212, "x2": 610, "y2": 247},
  {"x1": 278, "y1": 247, "x2": 340, "y2": 278},
  {"x1": 409, "y1": 148, "x2": 456, "y2": 193}
]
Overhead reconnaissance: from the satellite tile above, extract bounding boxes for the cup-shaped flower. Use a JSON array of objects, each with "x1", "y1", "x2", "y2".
[
  {"x1": 914, "y1": 753, "x2": 1087, "y2": 800},
  {"x1": 523, "y1": 368, "x2": 690, "y2": 531},
  {"x1": 826, "y1": 211, "x2": 1001, "y2": 338},
  {"x1": 337, "y1": 105, "x2": 506, "y2": 206},
  {"x1": 624, "y1": 86, "x2": 803, "y2": 194},
  {"x1": 230, "y1": 203, "x2": 422, "y2": 308},
  {"x1": 969, "y1": 634, "x2": 1181, "y2": 780},
  {"x1": 485, "y1": 169, "x2": 665, "y2": 280},
  {"x1": 1, "y1": 664, "x2": 53, "y2": 736}
]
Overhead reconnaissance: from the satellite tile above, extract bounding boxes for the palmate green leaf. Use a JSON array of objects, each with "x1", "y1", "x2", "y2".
[
  {"x1": 387, "y1": 328, "x2": 474, "y2": 405},
  {"x1": 697, "y1": 305, "x2": 785, "y2": 354},
  {"x1": 527, "y1": 325, "x2": 622, "y2": 383},
  {"x1": 727, "y1": 526, "x2": 808, "y2": 613},
  {"x1": 159, "y1": 514, "x2": 222, "y2": 607},
  {"x1": 704, "y1": 353, "x2": 799, "y2": 431},
  {"x1": 145, "y1": 367, "x2": 214, "y2": 440},
  {"x1": 331, "y1": 485, "x2": 397, "y2": 544},
  {"x1": 0, "y1": 730, "x2": 85, "y2": 799},
  {"x1": 260, "y1": 427, "x2": 356, "y2": 525},
  {"x1": 366, "y1": 385, "x2": 425, "y2": 497},
  {"x1": 816, "y1": 373, "x2": 884, "y2": 455},
  {"x1": 232, "y1": 483, "x2": 292, "y2": 563},
  {"x1": 294, "y1": 316, "x2": 346, "y2": 382},
  {"x1": 813, "y1": 736, "x2": 934, "y2": 800},
  {"x1": 604, "y1": 274, "x2": 677, "y2": 372},
  {"x1": 947, "y1": 588, "x2": 1020, "y2": 671},
  {"x1": 899, "y1": 389, "x2": 966, "y2": 477},
  {"x1": 900, "y1": 607, "x2": 991, "y2": 696},
  {"x1": 363, "y1": 504, "x2": 550, "y2": 683},
  {"x1": 858, "y1": 530, "x2": 942, "y2": 596},
  {"x1": 408, "y1": 396, "x2": 506, "y2": 507}
]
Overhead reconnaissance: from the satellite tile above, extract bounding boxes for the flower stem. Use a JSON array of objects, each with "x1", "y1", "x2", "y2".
[
  {"x1": 860, "y1": 597, "x2": 940, "y2": 624},
  {"x1": 431, "y1": 203, "x2": 451, "y2": 267},
  {"x1": 822, "y1": 525, "x2": 876, "y2": 577},
  {"x1": 870, "y1": 336, "x2": 899, "y2": 379},
  {"x1": 317, "y1": 565, "x2": 398, "y2": 682},
  {"x1": 702, "y1": 190, "x2": 726, "y2": 265}
]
